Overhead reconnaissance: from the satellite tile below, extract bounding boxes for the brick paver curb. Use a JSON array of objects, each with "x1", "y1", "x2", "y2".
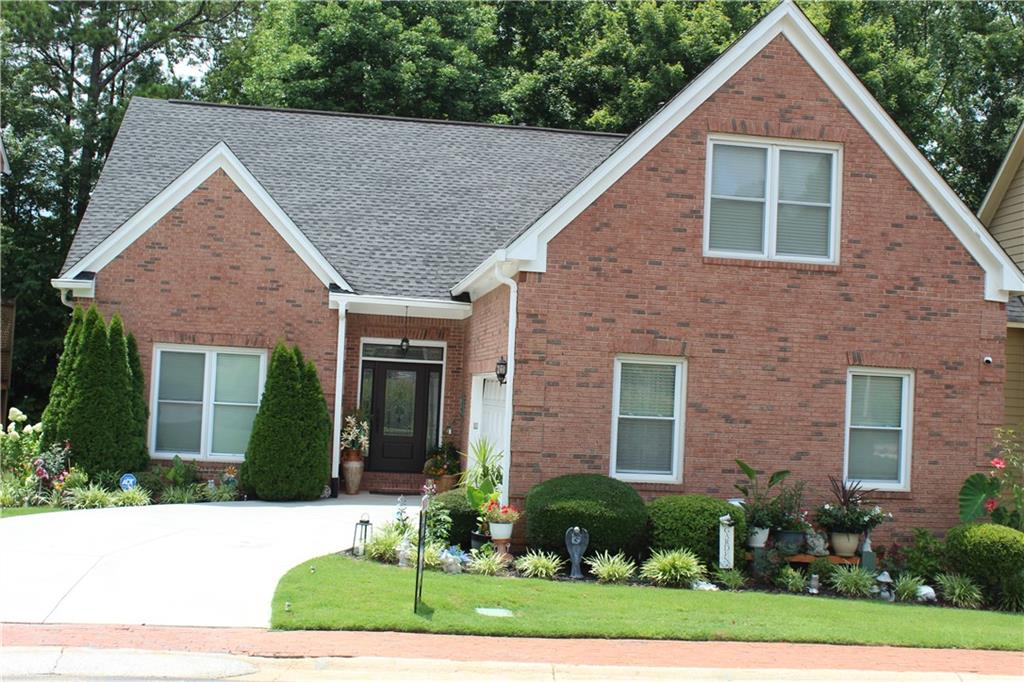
[{"x1": 2, "y1": 623, "x2": 1022, "y2": 676}]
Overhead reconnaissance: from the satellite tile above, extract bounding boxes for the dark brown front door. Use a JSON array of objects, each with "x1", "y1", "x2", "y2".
[{"x1": 361, "y1": 361, "x2": 442, "y2": 473}]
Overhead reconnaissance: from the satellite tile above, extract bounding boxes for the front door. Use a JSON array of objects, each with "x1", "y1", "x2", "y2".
[{"x1": 361, "y1": 361, "x2": 442, "y2": 473}]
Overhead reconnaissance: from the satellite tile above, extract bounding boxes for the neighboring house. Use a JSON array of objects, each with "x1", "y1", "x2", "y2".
[
  {"x1": 978, "y1": 121, "x2": 1024, "y2": 429},
  {"x1": 53, "y1": 2, "x2": 1024, "y2": 535}
]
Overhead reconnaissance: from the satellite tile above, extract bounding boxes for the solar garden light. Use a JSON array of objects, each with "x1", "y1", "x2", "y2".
[{"x1": 352, "y1": 513, "x2": 373, "y2": 557}]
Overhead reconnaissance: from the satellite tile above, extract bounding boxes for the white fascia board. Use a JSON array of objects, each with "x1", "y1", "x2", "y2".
[
  {"x1": 50, "y1": 277, "x2": 96, "y2": 298},
  {"x1": 450, "y1": 249, "x2": 515, "y2": 300},
  {"x1": 60, "y1": 141, "x2": 354, "y2": 293},
  {"x1": 329, "y1": 293, "x2": 472, "y2": 320},
  {"x1": 487, "y1": 0, "x2": 1023, "y2": 301}
]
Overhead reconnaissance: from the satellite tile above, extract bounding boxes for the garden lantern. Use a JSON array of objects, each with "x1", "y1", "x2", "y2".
[
  {"x1": 352, "y1": 513, "x2": 373, "y2": 557},
  {"x1": 495, "y1": 356, "x2": 508, "y2": 384}
]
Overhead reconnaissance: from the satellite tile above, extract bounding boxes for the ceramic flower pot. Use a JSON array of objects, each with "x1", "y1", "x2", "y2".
[
  {"x1": 341, "y1": 450, "x2": 364, "y2": 495},
  {"x1": 489, "y1": 522, "x2": 513, "y2": 540},
  {"x1": 747, "y1": 526, "x2": 770, "y2": 548},
  {"x1": 429, "y1": 473, "x2": 458, "y2": 494},
  {"x1": 775, "y1": 530, "x2": 806, "y2": 553},
  {"x1": 830, "y1": 531, "x2": 860, "y2": 557},
  {"x1": 470, "y1": 530, "x2": 491, "y2": 550}
]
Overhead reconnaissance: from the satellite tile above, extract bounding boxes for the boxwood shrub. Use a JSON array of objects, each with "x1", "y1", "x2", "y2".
[
  {"x1": 525, "y1": 474, "x2": 648, "y2": 557},
  {"x1": 435, "y1": 488, "x2": 476, "y2": 549},
  {"x1": 647, "y1": 494, "x2": 747, "y2": 567},
  {"x1": 945, "y1": 522, "x2": 1024, "y2": 607}
]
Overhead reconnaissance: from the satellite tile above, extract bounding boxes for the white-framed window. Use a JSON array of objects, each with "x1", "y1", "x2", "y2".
[
  {"x1": 610, "y1": 355, "x2": 687, "y2": 483},
  {"x1": 844, "y1": 367, "x2": 913, "y2": 491},
  {"x1": 151, "y1": 344, "x2": 267, "y2": 460},
  {"x1": 704, "y1": 135, "x2": 841, "y2": 263}
]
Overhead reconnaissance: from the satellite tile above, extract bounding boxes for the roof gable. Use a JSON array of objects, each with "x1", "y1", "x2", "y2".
[{"x1": 455, "y1": 0, "x2": 1024, "y2": 302}]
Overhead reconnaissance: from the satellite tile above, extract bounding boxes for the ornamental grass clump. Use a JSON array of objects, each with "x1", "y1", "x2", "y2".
[
  {"x1": 935, "y1": 572, "x2": 983, "y2": 609},
  {"x1": 64, "y1": 483, "x2": 115, "y2": 509},
  {"x1": 828, "y1": 565, "x2": 876, "y2": 598},
  {"x1": 514, "y1": 550, "x2": 564, "y2": 579},
  {"x1": 893, "y1": 573, "x2": 925, "y2": 602},
  {"x1": 775, "y1": 565, "x2": 807, "y2": 593},
  {"x1": 365, "y1": 522, "x2": 407, "y2": 564},
  {"x1": 640, "y1": 548, "x2": 706, "y2": 588},
  {"x1": 112, "y1": 486, "x2": 151, "y2": 507},
  {"x1": 714, "y1": 567, "x2": 747, "y2": 591},
  {"x1": 585, "y1": 550, "x2": 637, "y2": 584},
  {"x1": 468, "y1": 544, "x2": 509, "y2": 576},
  {"x1": 160, "y1": 484, "x2": 206, "y2": 505},
  {"x1": 411, "y1": 541, "x2": 446, "y2": 570}
]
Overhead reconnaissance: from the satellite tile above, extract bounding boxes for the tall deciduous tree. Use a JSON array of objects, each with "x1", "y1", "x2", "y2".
[{"x1": 1, "y1": 1, "x2": 244, "y2": 415}]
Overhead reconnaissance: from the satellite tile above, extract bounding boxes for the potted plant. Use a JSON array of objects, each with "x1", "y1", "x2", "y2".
[
  {"x1": 814, "y1": 476, "x2": 888, "y2": 556},
  {"x1": 773, "y1": 482, "x2": 809, "y2": 553},
  {"x1": 483, "y1": 496, "x2": 520, "y2": 541},
  {"x1": 423, "y1": 441, "x2": 461, "y2": 493},
  {"x1": 734, "y1": 459, "x2": 790, "y2": 548},
  {"x1": 340, "y1": 410, "x2": 370, "y2": 495},
  {"x1": 462, "y1": 438, "x2": 504, "y2": 549}
]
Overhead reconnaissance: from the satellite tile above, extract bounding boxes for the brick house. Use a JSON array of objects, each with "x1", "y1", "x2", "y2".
[{"x1": 53, "y1": 2, "x2": 1023, "y2": 536}]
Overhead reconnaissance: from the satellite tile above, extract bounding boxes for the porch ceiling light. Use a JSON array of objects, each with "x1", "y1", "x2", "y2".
[{"x1": 496, "y1": 356, "x2": 508, "y2": 384}]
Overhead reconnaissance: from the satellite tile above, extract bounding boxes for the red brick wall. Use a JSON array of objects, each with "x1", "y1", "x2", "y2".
[
  {"x1": 462, "y1": 285, "x2": 510, "y2": 450},
  {"x1": 91, "y1": 169, "x2": 338, "y2": 473},
  {"x1": 508, "y1": 35, "x2": 1007, "y2": 539}
]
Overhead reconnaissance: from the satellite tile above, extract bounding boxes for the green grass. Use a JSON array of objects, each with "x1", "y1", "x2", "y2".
[
  {"x1": 0, "y1": 505, "x2": 62, "y2": 518},
  {"x1": 272, "y1": 555, "x2": 1024, "y2": 651}
]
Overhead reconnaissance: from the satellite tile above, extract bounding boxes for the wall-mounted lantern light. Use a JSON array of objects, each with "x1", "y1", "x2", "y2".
[{"x1": 495, "y1": 356, "x2": 508, "y2": 384}]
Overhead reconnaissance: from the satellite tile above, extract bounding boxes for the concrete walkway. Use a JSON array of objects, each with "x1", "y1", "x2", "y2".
[
  {"x1": 0, "y1": 495, "x2": 404, "y2": 627},
  {"x1": 3, "y1": 647, "x2": 1020, "y2": 681},
  {"x1": 3, "y1": 624, "x2": 1023, "y2": 678}
]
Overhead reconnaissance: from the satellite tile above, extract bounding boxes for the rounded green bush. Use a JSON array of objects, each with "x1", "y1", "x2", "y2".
[
  {"x1": 647, "y1": 494, "x2": 747, "y2": 567},
  {"x1": 525, "y1": 474, "x2": 648, "y2": 557},
  {"x1": 945, "y1": 523, "x2": 1024, "y2": 605},
  {"x1": 435, "y1": 488, "x2": 476, "y2": 549}
]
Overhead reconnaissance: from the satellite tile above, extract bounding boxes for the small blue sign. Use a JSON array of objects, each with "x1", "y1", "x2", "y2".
[{"x1": 119, "y1": 473, "x2": 138, "y2": 491}]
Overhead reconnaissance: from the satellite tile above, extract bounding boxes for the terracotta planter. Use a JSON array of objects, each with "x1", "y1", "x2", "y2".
[
  {"x1": 489, "y1": 522, "x2": 513, "y2": 540},
  {"x1": 748, "y1": 527, "x2": 770, "y2": 548},
  {"x1": 341, "y1": 448, "x2": 364, "y2": 495},
  {"x1": 830, "y1": 531, "x2": 860, "y2": 557},
  {"x1": 428, "y1": 474, "x2": 459, "y2": 494}
]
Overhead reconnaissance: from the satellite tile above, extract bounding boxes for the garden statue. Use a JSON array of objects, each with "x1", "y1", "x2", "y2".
[
  {"x1": 807, "y1": 574, "x2": 820, "y2": 595},
  {"x1": 916, "y1": 585, "x2": 937, "y2": 603},
  {"x1": 805, "y1": 530, "x2": 829, "y2": 556},
  {"x1": 565, "y1": 526, "x2": 589, "y2": 579},
  {"x1": 876, "y1": 571, "x2": 894, "y2": 602}
]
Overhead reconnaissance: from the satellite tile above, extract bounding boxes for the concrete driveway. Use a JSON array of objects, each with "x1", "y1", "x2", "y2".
[{"x1": 0, "y1": 494, "x2": 404, "y2": 627}]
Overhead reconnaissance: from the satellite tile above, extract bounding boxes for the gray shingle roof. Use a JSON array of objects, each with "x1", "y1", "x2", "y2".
[{"x1": 64, "y1": 98, "x2": 623, "y2": 298}]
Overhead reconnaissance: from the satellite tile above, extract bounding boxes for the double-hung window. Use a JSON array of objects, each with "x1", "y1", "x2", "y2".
[
  {"x1": 153, "y1": 345, "x2": 266, "y2": 460},
  {"x1": 844, "y1": 368, "x2": 913, "y2": 491},
  {"x1": 610, "y1": 356, "x2": 686, "y2": 483},
  {"x1": 705, "y1": 136, "x2": 840, "y2": 263}
]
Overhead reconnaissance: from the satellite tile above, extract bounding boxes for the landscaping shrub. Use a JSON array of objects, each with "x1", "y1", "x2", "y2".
[
  {"x1": 935, "y1": 572, "x2": 983, "y2": 609},
  {"x1": 468, "y1": 544, "x2": 508, "y2": 575},
  {"x1": 904, "y1": 528, "x2": 946, "y2": 582},
  {"x1": 775, "y1": 565, "x2": 806, "y2": 593},
  {"x1": 525, "y1": 474, "x2": 648, "y2": 557},
  {"x1": 206, "y1": 484, "x2": 239, "y2": 502},
  {"x1": 113, "y1": 486, "x2": 151, "y2": 507},
  {"x1": 585, "y1": 550, "x2": 636, "y2": 584},
  {"x1": 647, "y1": 494, "x2": 747, "y2": 567},
  {"x1": 807, "y1": 556, "x2": 837, "y2": 582},
  {"x1": 640, "y1": 548, "x2": 706, "y2": 587},
  {"x1": 514, "y1": 550, "x2": 565, "y2": 579},
  {"x1": 39, "y1": 306, "x2": 84, "y2": 449},
  {"x1": 164, "y1": 456, "x2": 197, "y2": 487},
  {"x1": 893, "y1": 574, "x2": 925, "y2": 603},
  {"x1": 997, "y1": 570, "x2": 1024, "y2": 613},
  {"x1": 64, "y1": 483, "x2": 115, "y2": 509},
  {"x1": 828, "y1": 566, "x2": 875, "y2": 598},
  {"x1": 945, "y1": 523, "x2": 1024, "y2": 606},
  {"x1": 160, "y1": 484, "x2": 206, "y2": 505},
  {"x1": 366, "y1": 522, "x2": 407, "y2": 563},
  {"x1": 125, "y1": 332, "x2": 150, "y2": 468},
  {"x1": 242, "y1": 344, "x2": 330, "y2": 501},
  {"x1": 434, "y1": 488, "x2": 476, "y2": 548},
  {"x1": 106, "y1": 315, "x2": 147, "y2": 473},
  {"x1": 411, "y1": 541, "x2": 445, "y2": 570},
  {"x1": 714, "y1": 567, "x2": 747, "y2": 591}
]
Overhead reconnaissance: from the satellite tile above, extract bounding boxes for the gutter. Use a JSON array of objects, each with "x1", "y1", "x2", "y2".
[
  {"x1": 51, "y1": 276, "x2": 96, "y2": 309},
  {"x1": 492, "y1": 261, "x2": 518, "y2": 505},
  {"x1": 330, "y1": 297, "x2": 348, "y2": 497}
]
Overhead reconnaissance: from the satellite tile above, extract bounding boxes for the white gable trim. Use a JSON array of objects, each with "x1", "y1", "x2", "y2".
[
  {"x1": 328, "y1": 292, "x2": 472, "y2": 320},
  {"x1": 58, "y1": 141, "x2": 354, "y2": 294},
  {"x1": 455, "y1": 0, "x2": 1024, "y2": 302}
]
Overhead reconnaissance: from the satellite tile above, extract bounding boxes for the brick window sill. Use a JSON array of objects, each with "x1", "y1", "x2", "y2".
[
  {"x1": 702, "y1": 256, "x2": 841, "y2": 273},
  {"x1": 867, "y1": 490, "x2": 913, "y2": 501}
]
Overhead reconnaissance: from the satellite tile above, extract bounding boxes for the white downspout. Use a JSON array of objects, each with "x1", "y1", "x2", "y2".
[
  {"x1": 493, "y1": 263, "x2": 518, "y2": 505},
  {"x1": 331, "y1": 300, "x2": 348, "y2": 496}
]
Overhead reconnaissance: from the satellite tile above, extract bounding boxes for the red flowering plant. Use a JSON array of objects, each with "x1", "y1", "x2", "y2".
[
  {"x1": 482, "y1": 496, "x2": 520, "y2": 524},
  {"x1": 959, "y1": 428, "x2": 1024, "y2": 531}
]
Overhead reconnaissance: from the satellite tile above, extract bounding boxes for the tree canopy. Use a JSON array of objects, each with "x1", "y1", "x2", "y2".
[{"x1": 2, "y1": 0, "x2": 1022, "y2": 413}]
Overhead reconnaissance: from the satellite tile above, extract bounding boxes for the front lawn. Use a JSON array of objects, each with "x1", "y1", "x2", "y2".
[
  {"x1": 272, "y1": 555, "x2": 1024, "y2": 650},
  {"x1": 0, "y1": 505, "x2": 62, "y2": 518}
]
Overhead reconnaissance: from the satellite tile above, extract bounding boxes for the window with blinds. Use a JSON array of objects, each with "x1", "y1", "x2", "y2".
[
  {"x1": 610, "y1": 357, "x2": 686, "y2": 482},
  {"x1": 844, "y1": 368, "x2": 913, "y2": 490},
  {"x1": 705, "y1": 137, "x2": 839, "y2": 263}
]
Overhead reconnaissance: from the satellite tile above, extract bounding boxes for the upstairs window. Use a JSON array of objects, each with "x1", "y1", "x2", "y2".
[
  {"x1": 705, "y1": 137, "x2": 840, "y2": 263},
  {"x1": 844, "y1": 367, "x2": 913, "y2": 491}
]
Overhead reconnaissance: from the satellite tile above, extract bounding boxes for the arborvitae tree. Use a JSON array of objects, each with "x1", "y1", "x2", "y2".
[
  {"x1": 62, "y1": 306, "x2": 121, "y2": 474},
  {"x1": 125, "y1": 332, "x2": 150, "y2": 469},
  {"x1": 298, "y1": 351, "x2": 332, "y2": 494},
  {"x1": 106, "y1": 315, "x2": 146, "y2": 473},
  {"x1": 243, "y1": 343, "x2": 324, "y2": 500},
  {"x1": 39, "y1": 305, "x2": 84, "y2": 448}
]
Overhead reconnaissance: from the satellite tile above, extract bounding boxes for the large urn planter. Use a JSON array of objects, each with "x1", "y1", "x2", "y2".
[
  {"x1": 747, "y1": 527, "x2": 770, "y2": 548},
  {"x1": 341, "y1": 448, "x2": 364, "y2": 495},
  {"x1": 830, "y1": 531, "x2": 860, "y2": 557},
  {"x1": 489, "y1": 522, "x2": 513, "y2": 541},
  {"x1": 428, "y1": 473, "x2": 459, "y2": 494}
]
